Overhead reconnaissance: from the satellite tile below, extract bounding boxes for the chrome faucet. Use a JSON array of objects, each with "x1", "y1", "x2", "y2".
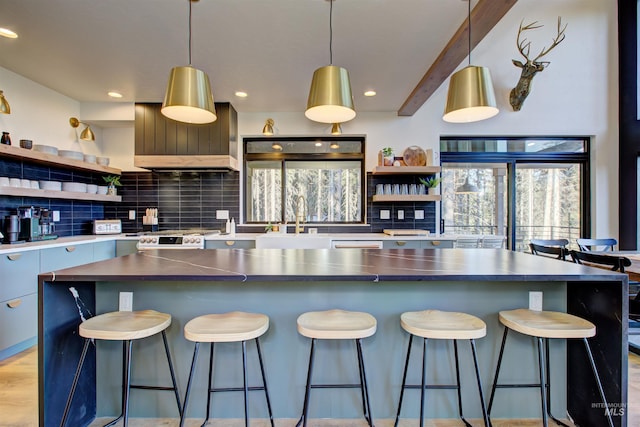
[{"x1": 295, "y1": 195, "x2": 306, "y2": 235}]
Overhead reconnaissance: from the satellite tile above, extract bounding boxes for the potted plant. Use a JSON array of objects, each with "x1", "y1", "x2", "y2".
[
  {"x1": 419, "y1": 176, "x2": 441, "y2": 195},
  {"x1": 102, "y1": 175, "x2": 122, "y2": 196},
  {"x1": 381, "y1": 147, "x2": 395, "y2": 166}
]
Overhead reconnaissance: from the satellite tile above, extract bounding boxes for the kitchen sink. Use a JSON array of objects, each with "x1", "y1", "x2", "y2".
[{"x1": 255, "y1": 233, "x2": 332, "y2": 249}]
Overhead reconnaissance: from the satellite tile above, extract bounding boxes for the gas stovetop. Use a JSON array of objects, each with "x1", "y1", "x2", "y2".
[{"x1": 136, "y1": 229, "x2": 220, "y2": 249}]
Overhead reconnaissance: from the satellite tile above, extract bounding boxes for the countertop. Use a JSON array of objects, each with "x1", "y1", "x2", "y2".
[{"x1": 39, "y1": 248, "x2": 626, "y2": 283}]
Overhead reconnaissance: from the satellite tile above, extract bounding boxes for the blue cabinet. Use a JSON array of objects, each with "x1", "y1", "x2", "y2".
[
  {"x1": 40, "y1": 244, "x2": 94, "y2": 272},
  {"x1": 93, "y1": 241, "x2": 116, "y2": 262},
  {"x1": 205, "y1": 239, "x2": 256, "y2": 249}
]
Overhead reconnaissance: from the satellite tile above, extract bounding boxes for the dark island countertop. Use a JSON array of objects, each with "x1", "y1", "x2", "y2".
[{"x1": 39, "y1": 248, "x2": 627, "y2": 283}]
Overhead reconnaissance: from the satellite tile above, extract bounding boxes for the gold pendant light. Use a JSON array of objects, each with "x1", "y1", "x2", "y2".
[
  {"x1": 0, "y1": 90, "x2": 10, "y2": 114},
  {"x1": 330, "y1": 123, "x2": 342, "y2": 135},
  {"x1": 443, "y1": 0, "x2": 498, "y2": 123},
  {"x1": 162, "y1": 0, "x2": 216, "y2": 124},
  {"x1": 305, "y1": 0, "x2": 355, "y2": 124}
]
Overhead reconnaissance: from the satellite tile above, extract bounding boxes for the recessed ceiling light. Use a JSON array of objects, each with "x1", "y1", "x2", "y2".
[
  {"x1": 364, "y1": 90, "x2": 376, "y2": 97},
  {"x1": 0, "y1": 28, "x2": 18, "y2": 39},
  {"x1": 108, "y1": 91, "x2": 123, "y2": 98},
  {"x1": 235, "y1": 91, "x2": 248, "y2": 98}
]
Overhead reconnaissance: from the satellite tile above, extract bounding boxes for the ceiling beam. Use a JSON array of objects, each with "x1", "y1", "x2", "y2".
[{"x1": 397, "y1": 0, "x2": 517, "y2": 117}]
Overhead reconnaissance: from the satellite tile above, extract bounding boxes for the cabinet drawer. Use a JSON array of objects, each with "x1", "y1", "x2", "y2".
[
  {"x1": 0, "y1": 251, "x2": 39, "y2": 301},
  {"x1": 383, "y1": 240, "x2": 422, "y2": 249},
  {"x1": 40, "y1": 244, "x2": 94, "y2": 272},
  {"x1": 0, "y1": 293, "x2": 37, "y2": 351},
  {"x1": 93, "y1": 241, "x2": 116, "y2": 262},
  {"x1": 421, "y1": 240, "x2": 454, "y2": 249},
  {"x1": 206, "y1": 240, "x2": 256, "y2": 249}
]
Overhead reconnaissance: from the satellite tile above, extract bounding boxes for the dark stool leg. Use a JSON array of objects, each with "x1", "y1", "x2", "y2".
[
  {"x1": 160, "y1": 330, "x2": 182, "y2": 417},
  {"x1": 203, "y1": 342, "x2": 215, "y2": 426},
  {"x1": 394, "y1": 334, "x2": 414, "y2": 427},
  {"x1": 255, "y1": 337, "x2": 275, "y2": 427},
  {"x1": 59, "y1": 338, "x2": 91, "y2": 427},
  {"x1": 180, "y1": 341, "x2": 201, "y2": 427},
  {"x1": 470, "y1": 339, "x2": 491, "y2": 427},
  {"x1": 583, "y1": 338, "x2": 615, "y2": 427},
  {"x1": 537, "y1": 337, "x2": 549, "y2": 427},
  {"x1": 104, "y1": 340, "x2": 132, "y2": 427},
  {"x1": 419, "y1": 337, "x2": 428, "y2": 427},
  {"x1": 356, "y1": 338, "x2": 374, "y2": 426},
  {"x1": 453, "y1": 340, "x2": 472, "y2": 427},
  {"x1": 296, "y1": 338, "x2": 316, "y2": 427},
  {"x1": 488, "y1": 326, "x2": 509, "y2": 415},
  {"x1": 242, "y1": 340, "x2": 249, "y2": 427}
]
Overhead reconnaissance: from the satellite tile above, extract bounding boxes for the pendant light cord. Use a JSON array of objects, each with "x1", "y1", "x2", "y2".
[
  {"x1": 329, "y1": 0, "x2": 333, "y2": 65},
  {"x1": 467, "y1": 0, "x2": 471, "y2": 66},
  {"x1": 188, "y1": 0, "x2": 193, "y2": 65}
]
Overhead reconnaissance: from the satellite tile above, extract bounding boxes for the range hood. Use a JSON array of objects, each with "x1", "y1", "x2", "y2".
[{"x1": 134, "y1": 102, "x2": 238, "y2": 171}]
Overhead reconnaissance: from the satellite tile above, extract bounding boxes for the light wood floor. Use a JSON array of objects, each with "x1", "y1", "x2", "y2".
[{"x1": 1, "y1": 346, "x2": 638, "y2": 427}]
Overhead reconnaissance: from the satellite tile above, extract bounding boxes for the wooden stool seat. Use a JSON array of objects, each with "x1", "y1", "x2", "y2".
[
  {"x1": 401, "y1": 310, "x2": 486, "y2": 340},
  {"x1": 297, "y1": 309, "x2": 377, "y2": 340},
  {"x1": 184, "y1": 311, "x2": 269, "y2": 343},
  {"x1": 499, "y1": 308, "x2": 596, "y2": 339},
  {"x1": 79, "y1": 309, "x2": 171, "y2": 341}
]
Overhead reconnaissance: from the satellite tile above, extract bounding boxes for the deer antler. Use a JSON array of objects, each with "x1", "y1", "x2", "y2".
[
  {"x1": 533, "y1": 17, "x2": 567, "y2": 62},
  {"x1": 516, "y1": 20, "x2": 543, "y2": 61}
]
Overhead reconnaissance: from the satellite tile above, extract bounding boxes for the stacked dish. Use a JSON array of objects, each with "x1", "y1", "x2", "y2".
[
  {"x1": 62, "y1": 182, "x2": 87, "y2": 193},
  {"x1": 33, "y1": 145, "x2": 59, "y2": 155},
  {"x1": 96, "y1": 156, "x2": 110, "y2": 166},
  {"x1": 84, "y1": 154, "x2": 97, "y2": 163},
  {"x1": 97, "y1": 186, "x2": 108, "y2": 195},
  {"x1": 59, "y1": 150, "x2": 84, "y2": 161},
  {"x1": 86, "y1": 184, "x2": 98, "y2": 194},
  {"x1": 39, "y1": 180, "x2": 62, "y2": 191}
]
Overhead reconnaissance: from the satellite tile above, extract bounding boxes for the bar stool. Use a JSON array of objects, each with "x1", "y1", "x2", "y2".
[
  {"x1": 394, "y1": 310, "x2": 490, "y2": 427},
  {"x1": 296, "y1": 309, "x2": 376, "y2": 427},
  {"x1": 488, "y1": 308, "x2": 614, "y2": 427},
  {"x1": 60, "y1": 310, "x2": 182, "y2": 427},
  {"x1": 180, "y1": 311, "x2": 274, "y2": 427}
]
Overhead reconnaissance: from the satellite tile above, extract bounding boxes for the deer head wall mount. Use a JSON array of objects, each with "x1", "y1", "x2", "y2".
[{"x1": 509, "y1": 17, "x2": 567, "y2": 111}]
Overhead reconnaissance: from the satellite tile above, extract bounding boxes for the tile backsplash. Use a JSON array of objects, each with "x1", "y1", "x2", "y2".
[{"x1": 1, "y1": 157, "x2": 437, "y2": 236}]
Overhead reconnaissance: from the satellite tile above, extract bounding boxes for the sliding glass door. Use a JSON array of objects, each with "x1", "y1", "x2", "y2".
[{"x1": 440, "y1": 137, "x2": 588, "y2": 251}]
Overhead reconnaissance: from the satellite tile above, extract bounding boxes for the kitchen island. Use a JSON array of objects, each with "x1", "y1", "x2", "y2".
[{"x1": 39, "y1": 249, "x2": 628, "y2": 426}]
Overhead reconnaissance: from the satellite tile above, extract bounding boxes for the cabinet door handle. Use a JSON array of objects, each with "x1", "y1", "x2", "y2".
[
  {"x1": 431, "y1": 241, "x2": 441, "y2": 246},
  {"x1": 225, "y1": 241, "x2": 236, "y2": 246},
  {"x1": 65, "y1": 246, "x2": 76, "y2": 253},
  {"x1": 7, "y1": 299, "x2": 22, "y2": 309},
  {"x1": 7, "y1": 253, "x2": 22, "y2": 261},
  {"x1": 396, "y1": 241, "x2": 407, "y2": 247}
]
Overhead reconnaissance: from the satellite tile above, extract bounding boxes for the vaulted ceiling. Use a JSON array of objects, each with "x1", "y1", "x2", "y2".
[{"x1": 0, "y1": 0, "x2": 516, "y2": 115}]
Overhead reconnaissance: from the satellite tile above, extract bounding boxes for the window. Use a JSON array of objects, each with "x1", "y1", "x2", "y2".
[
  {"x1": 244, "y1": 136, "x2": 366, "y2": 224},
  {"x1": 440, "y1": 137, "x2": 589, "y2": 251}
]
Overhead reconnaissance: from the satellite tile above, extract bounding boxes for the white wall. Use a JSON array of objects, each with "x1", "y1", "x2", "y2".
[{"x1": 1, "y1": 0, "x2": 618, "y2": 238}]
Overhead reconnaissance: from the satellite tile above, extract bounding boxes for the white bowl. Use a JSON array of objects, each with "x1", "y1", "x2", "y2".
[
  {"x1": 20, "y1": 179, "x2": 31, "y2": 188},
  {"x1": 33, "y1": 144, "x2": 58, "y2": 155},
  {"x1": 83, "y1": 154, "x2": 97, "y2": 163},
  {"x1": 86, "y1": 184, "x2": 98, "y2": 194},
  {"x1": 97, "y1": 185, "x2": 108, "y2": 195},
  {"x1": 62, "y1": 182, "x2": 87, "y2": 193},
  {"x1": 96, "y1": 156, "x2": 110, "y2": 166},
  {"x1": 9, "y1": 178, "x2": 21, "y2": 187},
  {"x1": 30, "y1": 181, "x2": 39, "y2": 189},
  {"x1": 39, "y1": 180, "x2": 61, "y2": 191},
  {"x1": 59, "y1": 150, "x2": 84, "y2": 161},
  {"x1": 0, "y1": 177, "x2": 9, "y2": 187}
]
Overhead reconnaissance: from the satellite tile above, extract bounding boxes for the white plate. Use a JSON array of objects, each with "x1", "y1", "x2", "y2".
[
  {"x1": 61, "y1": 182, "x2": 87, "y2": 192},
  {"x1": 59, "y1": 150, "x2": 84, "y2": 161},
  {"x1": 39, "y1": 180, "x2": 61, "y2": 191},
  {"x1": 97, "y1": 185, "x2": 108, "y2": 195},
  {"x1": 84, "y1": 154, "x2": 97, "y2": 163},
  {"x1": 86, "y1": 184, "x2": 98, "y2": 194},
  {"x1": 33, "y1": 145, "x2": 59, "y2": 155},
  {"x1": 96, "y1": 156, "x2": 110, "y2": 166}
]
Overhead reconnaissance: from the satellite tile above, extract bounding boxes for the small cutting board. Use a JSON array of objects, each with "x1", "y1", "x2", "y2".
[{"x1": 383, "y1": 229, "x2": 430, "y2": 236}]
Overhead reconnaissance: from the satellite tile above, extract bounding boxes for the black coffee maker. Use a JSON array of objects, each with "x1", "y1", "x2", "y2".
[{"x1": 2, "y1": 214, "x2": 23, "y2": 244}]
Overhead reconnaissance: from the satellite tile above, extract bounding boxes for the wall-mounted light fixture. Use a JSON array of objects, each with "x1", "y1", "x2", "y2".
[
  {"x1": 305, "y1": 0, "x2": 355, "y2": 124},
  {"x1": 262, "y1": 118, "x2": 275, "y2": 135},
  {"x1": 443, "y1": 0, "x2": 498, "y2": 123},
  {"x1": 0, "y1": 90, "x2": 10, "y2": 114},
  {"x1": 69, "y1": 117, "x2": 95, "y2": 141},
  {"x1": 330, "y1": 123, "x2": 342, "y2": 135},
  {"x1": 161, "y1": 0, "x2": 216, "y2": 124}
]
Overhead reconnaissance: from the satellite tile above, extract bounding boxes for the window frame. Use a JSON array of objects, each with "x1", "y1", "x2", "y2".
[{"x1": 243, "y1": 136, "x2": 367, "y2": 225}]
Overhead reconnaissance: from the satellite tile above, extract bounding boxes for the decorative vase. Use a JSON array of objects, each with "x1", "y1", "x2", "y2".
[
  {"x1": 1, "y1": 132, "x2": 11, "y2": 145},
  {"x1": 107, "y1": 184, "x2": 117, "y2": 196},
  {"x1": 428, "y1": 186, "x2": 438, "y2": 195},
  {"x1": 383, "y1": 153, "x2": 394, "y2": 166}
]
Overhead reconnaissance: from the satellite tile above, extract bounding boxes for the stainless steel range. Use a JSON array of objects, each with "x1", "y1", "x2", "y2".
[{"x1": 136, "y1": 230, "x2": 220, "y2": 250}]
